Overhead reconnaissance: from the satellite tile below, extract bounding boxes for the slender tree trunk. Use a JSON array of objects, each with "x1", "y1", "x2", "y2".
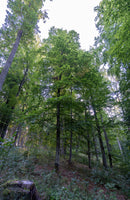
[
  {"x1": 0, "y1": 119, "x2": 9, "y2": 139},
  {"x1": 69, "y1": 127, "x2": 73, "y2": 164},
  {"x1": 55, "y1": 92, "x2": 60, "y2": 172},
  {"x1": 16, "y1": 65, "x2": 29, "y2": 97},
  {"x1": 69, "y1": 88, "x2": 73, "y2": 164},
  {"x1": 100, "y1": 113, "x2": 113, "y2": 168},
  {"x1": 91, "y1": 100, "x2": 107, "y2": 168},
  {"x1": 92, "y1": 129, "x2": 99, "y2": 162},
  {"x1": 18, "y1": 128, "x2": 22, "y2": 147},
  {"x1": 55, "y1": 75, "x2": 61, "y2": 172},
  {"x1": 117, "y1": 137, "x2": 124, "y2": 156},
  {"x1": 0, "y1": 30, "x2": 23, "y2": 91},
  {"x1": 14, "y1": 124, "x2": 22, "y2": 146},
  {"x1": 60, "y1": 129, "x2": 64, "y2": 156},
  {"x1": 87, "y1": 134, "x2": 91, "y2": 168},
  {"x1": 85, "y1": 108, "x2": 91, "y2": 168},
  {"x1": 64, "y1": 136, "x2": 67, "y2": 157}
]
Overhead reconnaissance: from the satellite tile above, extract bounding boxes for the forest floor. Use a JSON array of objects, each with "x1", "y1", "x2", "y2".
[
  {"x1": 0, "y1": 148, "x2": 129, "y2": 200},
  {"x1": 33, "y1": 160, "x2": 128, "y2": 200}
]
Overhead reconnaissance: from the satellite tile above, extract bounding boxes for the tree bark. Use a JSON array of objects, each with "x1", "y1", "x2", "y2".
[
  {"x1": 55, "y1": 75, "x2": 61, "y2": 172},
  {"x1": 100, "y1": 113, "x2": 113, "y2": 168},
  {"x1": 69, "y1": 127, "x2": 73, "y2": 164},
  {"x1": 92, "y1": 128, "x2": 99, "y2": 162},
  {"x1": 69, "y1": 88, "x2": 73, "y2": 164},
  {"x1": 91, "y1": 99, "x2": 107, "y2": 169},
  {"x1": 14, "y1": 124, "x2": 22, "y2": 146},
  {"x1": 87, "y1": 132, "x2": 91, "y2": 168},
  {"x1": 85, "y1": 108, "x2": 91, "y2": 168},
  {"x1": 0, "y1": 29, "x2": 23, "y2": 91},
  {"x1": 16, "y1": 65, "x2": 29, "y2": 97},
  {"x1": 64, "y1": 136, "x2": 67, "y2": 157},
  {"x1": 117, "y1": 137, "x2": 124, "y2": 155}
]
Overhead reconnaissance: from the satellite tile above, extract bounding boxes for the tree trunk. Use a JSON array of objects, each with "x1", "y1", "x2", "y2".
[
  {"x1": 100, "y1": 113, "x2": 113, "y2": 168},
  {"x1": 18, "y1": 128, "x2": 22, "y2": 147},
  {"x1": 0, "y1": 119, "x2": 10, "y2": 139},
  {"x1": 55, "y1": 75, "x2": 61, "y2": 172},
  {"x1": 64, "y1": 136, "x2": 67, "y2": 157},
  {"x1": 91, "y1": 100, "x2": 107, "y2": 168},
  {"x1": 14, "y1": 124, "x2": 22, "y2": 146},
  {"x1": 16, "y1": 65, "x2": 29, "y2": 97},
  {"x1": 87, "y1": 134, "x2": 91, "y2": 168},
  {"x1": 0, "y1": 30, "x2": 23, "y2": 91},
  {"x1": 92, "y1": 129, "x2": 99, "y2": 162},
  {"x1": 85, "y1": 108, "x2": 91, "y2": 168},
  {"x1": 55, "y1": 90, "x2": 60, "y2": 172},
  {"x1": 69, "y1": 128, "x2": 73, "y2": 164},
  {"x1": 117, "y1": 137, "x2": 124, "y2": 156},
  {"x1": 69, "y1": 88, "x2": 73, "y2": 164}
]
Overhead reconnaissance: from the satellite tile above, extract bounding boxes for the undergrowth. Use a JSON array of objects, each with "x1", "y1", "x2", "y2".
[{"x1": 0, "y1": 146, "x2": 129, "y2": 200}]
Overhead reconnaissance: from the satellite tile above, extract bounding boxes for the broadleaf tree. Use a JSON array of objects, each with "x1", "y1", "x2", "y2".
[{"x1": 0, "y1": 0, "x2": 49, "y2": 91}]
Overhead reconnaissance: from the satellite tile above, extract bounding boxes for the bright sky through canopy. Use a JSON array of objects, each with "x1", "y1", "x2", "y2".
[{"x1": 0, "y1": 0, "x2": 101, "y2": 50}]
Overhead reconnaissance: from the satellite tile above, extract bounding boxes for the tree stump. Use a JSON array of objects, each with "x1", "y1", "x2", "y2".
[{"x1": 0, "y1": 180, "x2": 41, "y2": 200}]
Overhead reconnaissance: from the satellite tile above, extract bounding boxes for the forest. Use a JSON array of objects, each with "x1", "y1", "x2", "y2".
[{"x1": 0, "y1": 0, "x2": 129, "y2": 199}]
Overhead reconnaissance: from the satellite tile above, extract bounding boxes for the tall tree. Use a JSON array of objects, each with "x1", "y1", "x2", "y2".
[
  {"x1": 0, "y1": 0, "x2": 48, "y2": 91},
  {"x1": 95, "y1": 0, "x2": 130, "y2": 170},
  {"x1": 42, "y1": 27, "x2": 80, "y2": 171},
  {"x1": 0, "y1": 35, "x2": 42, "y2": 140},
  {"x1": 95, "y1": 0, "x2": 130, "y2": 132},
  {"x1": 100, "y1": 112, "x2": 113, "y2": 168}
]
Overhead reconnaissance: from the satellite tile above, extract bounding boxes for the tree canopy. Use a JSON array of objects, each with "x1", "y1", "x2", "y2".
[{"x1": 0, "y1": 1, "x2": 129, "y2": 199}]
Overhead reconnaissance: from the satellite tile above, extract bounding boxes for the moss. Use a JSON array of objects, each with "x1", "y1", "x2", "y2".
[
  {"x1": 0, "y1": 180, "x2": 32, "y2": 200},
  {"x1": 0, "y1": 179, "x2": 18, "y2": 188}
]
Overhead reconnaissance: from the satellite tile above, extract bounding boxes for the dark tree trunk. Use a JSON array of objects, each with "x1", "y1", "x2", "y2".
[
  {"x1": 64, "y1": 136, "x2": 67, "y2": 157},
  {"x1": 100, "y1": 113, "x2": 113, "y2": 168},
  {"x1": 92, "y1": 129, "x2": 99, "y2": 162},
  {"x1": 69, "y1": 88, "x2": 73, "y2": 164},
  {"x1": 68, "y1": 118, "x2": 73, "y2": 164},
  {"x1": 0, "y1": 119, "x2": 9, "y2": 139},
  {"x1": 87, "y1": 134, "x2": 91, "y2": 168},
  {"x1": 55, "y1": 75, "x2": 61, "y2": 172},
  {"x1": 16, "y1": 65, "x2": 29, "y2": 97},
  {"x1": 69, "y1": 128, "x2": 73, "y2": 164},
  {"x1": 91, "y1": 100, "x2": 107, "y2": 169},
  {"x1": 0, "y1": 30, "x2": 23, "y2": 91},
  {"x1": 85, "y1": 108, "x2": 91, "y2": 168},
  {"x1": 55, "y1": 89, "x2": 60, "y2": 172},
  {"x1": 60, "y1": 120, "x2": 66, "y2": 156},
  {"x1": 14, "y1": 124, "x2": 22, "y2": 146}
]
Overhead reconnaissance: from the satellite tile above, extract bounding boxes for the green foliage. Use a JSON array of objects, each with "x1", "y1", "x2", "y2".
[
  {"x1": 95, "y1": 0, "x2": 130, "y2": 133},
  {"x1": 1, "y1": 147, "x2": 127, "y2": 199},
  {"x1": 0, "y1": 1, "x2": 129, "y2": 199},
  {"x1": 94, "y1": 0, "x2": 130, "y2": 172},
  {"x1": 91, "y1": 167, "x2": 130, "y2": 197}
]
